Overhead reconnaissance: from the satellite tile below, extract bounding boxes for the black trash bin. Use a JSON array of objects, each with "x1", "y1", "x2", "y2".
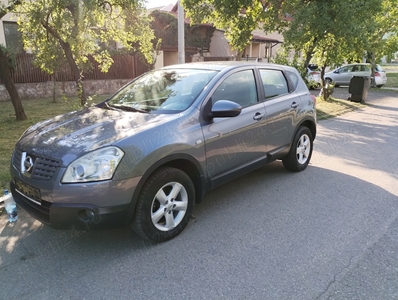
[{"x1": 348, "y1": 76, "x2": 370, "y2": 103}]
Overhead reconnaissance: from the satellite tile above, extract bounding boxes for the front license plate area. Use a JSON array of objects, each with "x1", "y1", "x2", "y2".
[{"x1": 14, "y1": 178, "x2": 42, "y2": 205}]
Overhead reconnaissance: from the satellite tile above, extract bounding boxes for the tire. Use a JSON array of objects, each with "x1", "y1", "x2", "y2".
[
  {"x1": 132, "y1": 167, "x2": 194, "y2": 242},
  {"x1": 283, "y1": 127, "x2": 313, "y2": 172},
  {"x1": 376, "y1": 85, "x2": 383, "y2": 88},
  {"x1": 325, "y1": 78, "x2": 333, "y2": 85}
]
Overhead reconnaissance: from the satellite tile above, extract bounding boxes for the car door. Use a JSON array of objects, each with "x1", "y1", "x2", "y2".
[
  {"x1": 259, "y1": 68, "x2": 298, "y2": 153},
  {"x1": 201, "y1": 69, "x2": 267, "y2": 185},
  {"x1": 336, "y1": 65, "x2": 354, "y2": 85},
  {"x1": 355, "y1": 64, "x2": 368, "y2": 77}
]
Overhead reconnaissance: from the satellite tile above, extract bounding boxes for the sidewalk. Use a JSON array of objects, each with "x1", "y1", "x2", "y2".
[{"x1": 312, "y1": 86, "x2": 398, "y2": 102}]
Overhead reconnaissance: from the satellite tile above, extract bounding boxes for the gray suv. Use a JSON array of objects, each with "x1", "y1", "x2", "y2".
[{"x1": 10, "y1": 62, "x2": 316, "y2": 242}]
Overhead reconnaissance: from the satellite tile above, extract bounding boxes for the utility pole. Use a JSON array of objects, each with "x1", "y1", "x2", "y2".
[{"x1": 178, "y1": 0, "x2": 185, "y2": 64}]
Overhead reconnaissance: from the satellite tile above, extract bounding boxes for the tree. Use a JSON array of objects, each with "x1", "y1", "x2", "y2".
[
  {"x1": 0, "y1": 0, "x2": 27, "y2": 120},
  {"x1": 362, "y1": 0, "x2": 398, "y2": 86},
  {"x1": 280, "y1": 0, "x2": 383, "y2": 98},
  {"x1": 182, "y1": 0, "x2": 268, "y2": 60},
  {"x1": 17, "y1": 0, "x2": 155, "y2": 107},
  {"x1": 384, "y1": 33, "x2": 398, "y2": 62}
]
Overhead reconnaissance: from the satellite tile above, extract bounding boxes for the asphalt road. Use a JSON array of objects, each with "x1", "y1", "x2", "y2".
[{"x1": 1, "y1": 88, "x2": 397, "y2": 300}]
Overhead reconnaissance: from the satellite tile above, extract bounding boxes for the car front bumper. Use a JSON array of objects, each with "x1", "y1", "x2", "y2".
[{"x1": 10, "y1": 179, "x2": 132, "y2": 230}]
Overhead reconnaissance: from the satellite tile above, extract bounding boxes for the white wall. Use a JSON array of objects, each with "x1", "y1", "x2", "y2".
[
  {"x1": 209, "y1": 30, "x2": 236, "y2": 58},
  {"x1": 209, "y1": 28, "x2": 284, "y2": 60}
]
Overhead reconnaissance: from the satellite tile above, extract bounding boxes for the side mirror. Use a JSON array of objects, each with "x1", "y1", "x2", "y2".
[
  {"x1": 334, "y1": 69, "x2": 340, "y2": 74},
  {"x1": 207, "y1": 100, "x2": 242, "y2": 119}
]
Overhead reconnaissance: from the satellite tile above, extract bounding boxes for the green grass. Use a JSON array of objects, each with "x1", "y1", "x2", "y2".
[
  {"x1": 0, "y1": 95, "x2": 108, "y2": 191},
  {"x1": 385, "y1": 72, "x2": 398, "y2": 88}
]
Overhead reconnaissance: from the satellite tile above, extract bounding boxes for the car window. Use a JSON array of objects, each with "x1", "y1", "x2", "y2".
[
  {"x1": 340, "y1": 66, "x2": 352, "y2": 73},
  {"x1": 259, "y1": 69, "x2": 289, "y2": 99},
  {"x1": 211, "y1": 70, "x2": 258, "y2": 107},
  {"x1": 106, "y1": 69, "x2": 218, "y2": 113},
  {"x1": 286, "y1": 71, "x2": 299, "y2": 90},
  {"x1": 375, "y1": 64, "x2": 384, "y2": 72}
]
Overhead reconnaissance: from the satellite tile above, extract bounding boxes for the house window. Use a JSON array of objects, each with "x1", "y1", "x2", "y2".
[{"x1": 3, "y1": 22, "x2": 24, "y2": 53}]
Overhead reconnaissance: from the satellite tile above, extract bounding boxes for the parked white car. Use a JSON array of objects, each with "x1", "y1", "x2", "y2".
[
  {"x1": 306, "y1": 64, "x2": 321, "y2": 89},
  {"x1": 324, "y1": 63, "x2": 387, "y2": 87}
]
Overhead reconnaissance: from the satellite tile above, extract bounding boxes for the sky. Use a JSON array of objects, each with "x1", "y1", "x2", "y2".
[{"x1": 145, "y1": 0, "x2": 177, "y2": 9}]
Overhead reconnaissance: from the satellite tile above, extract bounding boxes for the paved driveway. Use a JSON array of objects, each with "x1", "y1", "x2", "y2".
[{"x1": 1, "y1": 89, "x2": 397, "y2": 299}]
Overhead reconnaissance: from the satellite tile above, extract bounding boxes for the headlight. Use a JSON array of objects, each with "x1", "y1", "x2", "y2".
[{"x1": 62, "y1": 146, "x2": 124, "y2": 183}]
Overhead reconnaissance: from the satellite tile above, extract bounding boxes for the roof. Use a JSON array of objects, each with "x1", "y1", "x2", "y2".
[
  {"x1": 162, "y1": 61, "x2": 289, "y2": 72},
  {"x1": 251, "y1": 35, "x2": 282, "y2": 44}
]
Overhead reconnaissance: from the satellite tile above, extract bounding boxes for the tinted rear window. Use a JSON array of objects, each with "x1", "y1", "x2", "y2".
[{"x1": 259, "y1": 69, "x2": 289, "y2": 99}]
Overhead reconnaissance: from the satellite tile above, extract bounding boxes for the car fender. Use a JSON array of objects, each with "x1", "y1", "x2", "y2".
[
  {"x1": 126, "y1": 153, "x2": 208, "y2": 222},
  {"x1": 291, "y1": 117, "x2": 317, "y2": 144}
]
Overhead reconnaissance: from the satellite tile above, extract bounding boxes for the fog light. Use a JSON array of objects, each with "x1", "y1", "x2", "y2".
[{"x1": 85, "y1": 210, "x2": 95, "y2": 219}]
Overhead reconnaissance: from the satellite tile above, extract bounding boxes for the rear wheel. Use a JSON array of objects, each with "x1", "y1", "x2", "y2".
[
  {"x1": 283, "y1": 127, "x2": 313, "y2": 172},
  {"x1": 325, "y1": 78, "x2": 333, "y2": 85},
  {"x1": 132, "y1": 167, "x2": 194, "y2": 242}
]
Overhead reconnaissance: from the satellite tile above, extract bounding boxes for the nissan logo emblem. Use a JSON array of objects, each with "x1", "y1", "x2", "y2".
[
  {"x1": 24, "y1": 156, "x2": 34, "y2": 172},
  {"x1": 21, "y1": 152, "x2": 34, "y2": 175}
]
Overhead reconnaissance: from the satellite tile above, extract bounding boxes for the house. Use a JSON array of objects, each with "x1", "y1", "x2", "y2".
[
  {"x1": 0, "y1": 0, "x2": 24, "y2": 53},
  {"x1": 210, "y1": 27, "x2": 283, "y2": 62},
  {"x1": 153, "y1": 2, "x2": 283, "y2": 66}
]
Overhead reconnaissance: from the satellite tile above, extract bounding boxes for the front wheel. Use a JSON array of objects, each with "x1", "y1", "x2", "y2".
[
  {"x1": 132, "y1": 167, "x2": 195, "y2": 242},
  {"x1": 283, "y1": 127, "x2": 314, "y2": 172}
]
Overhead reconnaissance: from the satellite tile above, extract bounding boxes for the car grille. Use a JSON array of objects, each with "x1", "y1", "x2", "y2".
[{"x1": 12, "y1": 148, "x2": 60, "y2": 180}]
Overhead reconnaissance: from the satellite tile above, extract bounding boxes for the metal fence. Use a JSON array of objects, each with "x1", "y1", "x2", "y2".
[{"x1": 1, "y1": 53, "x2": 150, "y2": 84}]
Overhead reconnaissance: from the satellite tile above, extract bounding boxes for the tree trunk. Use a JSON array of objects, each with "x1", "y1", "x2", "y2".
[
  {"x1": 319, "y1": 64, "x2": 334, "y2": 101},
  {"x1": 370, "y1": 52, "x2": 377, "y2": 88},
  {"x1": 41, "y1": 21, "x2": 87, "y2": 106},
  {"x1": 235, "y1": 50, "x2": 243, "y2": 61},
  {"x1": 61, "y1": 42, "x2": 87, "y2": 106},
  {"x1": 0, "y1": 47, "x2": 27, "y2": 120},
  {"x1": 304, "y1": 38, "x2": 317, "y2": 68},
  {"x1": 52, "y1": 73, "x2": 57, "y2": 103}
]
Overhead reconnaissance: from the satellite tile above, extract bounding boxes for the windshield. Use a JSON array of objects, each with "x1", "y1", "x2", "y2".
[{"x1": 105, "y1": 68, "x2": 218, "y2": 113}]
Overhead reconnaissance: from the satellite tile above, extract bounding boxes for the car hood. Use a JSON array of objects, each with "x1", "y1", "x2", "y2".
[{"x1": 17, "y1": 107, "x2": 178, "y2": 165}]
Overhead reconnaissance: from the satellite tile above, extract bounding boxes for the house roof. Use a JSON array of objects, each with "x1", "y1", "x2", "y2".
[{"x1": 251, "y1": 35, "x2": 282, "y2": 44}]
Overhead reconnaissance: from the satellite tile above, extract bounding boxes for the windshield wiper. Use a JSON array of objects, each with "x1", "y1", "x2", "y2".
[
  {"x1": 108, "y1": 103, "x2": 149, "y2": 113},
  {"x1": 102, "y1": 102, "x2": 120, "y2": 111}
]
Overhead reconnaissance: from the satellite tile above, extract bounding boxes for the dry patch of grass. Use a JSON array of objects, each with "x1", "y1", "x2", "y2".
[{"x1": 316, "y1": 97, "x2": 365, "y2": 120}]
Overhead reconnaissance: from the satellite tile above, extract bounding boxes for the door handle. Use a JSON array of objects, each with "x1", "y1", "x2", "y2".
[
  {"x1": 291, "y1": 102, "x2": 299, "y2": 109},
  {"x1": 253, "y1": 112, "x2": 265, "y2": 121}
]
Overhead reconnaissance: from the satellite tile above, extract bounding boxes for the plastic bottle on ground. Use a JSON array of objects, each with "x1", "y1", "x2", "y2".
[{"x1": 3, "y1": 190, "x2": 18, "y2": 223}]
